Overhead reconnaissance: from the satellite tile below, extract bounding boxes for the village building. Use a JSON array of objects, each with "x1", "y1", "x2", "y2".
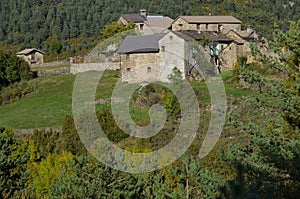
[
  {"x1": 118, "y1": 9, "x2": 173, "y2": 33},
  {"x1": 16, "y1": 48, "x2": 45, "y2": 65},
  {"x1": 107, "y1": 14, "x2": 270, "y2": 82},
  {"x1": 117, "y1": 31, "x2": 200, "y2": 83},
  {"x1": 172, "y1": 16, "x2": 241, "y2": 33}
]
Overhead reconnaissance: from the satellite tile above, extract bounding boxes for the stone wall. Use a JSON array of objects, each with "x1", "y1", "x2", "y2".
[
  {"x1": 32, "y1": 61, "x2": 70, "y2": 67},
  {"x1": 37, "y1": 67, "x2": 70, "y2": 77},
  {"x1": 70, "y1": 62, "x2": 120, "y2": 74},
  {"x1": 221, "y1": 42, "x2": 238, "y2": 70},
  {"x1": 120, "y1": 53, "x2": 162, "y2": 83}
]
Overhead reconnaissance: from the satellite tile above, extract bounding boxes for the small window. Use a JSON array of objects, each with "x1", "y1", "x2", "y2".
[
  {"x1": 126, "y1": 54, "x2": 130, "y2": 61},
  {"x1": 161, "y1": 46, "x2": 165, "y2": 52},
  {"x1": 126, "y1": 68, "x2": 131, "y2": 72},
  {"x1": 178, "y1": 24, "x2": 183, "y2": 30},
  {"x1": 206, "y1": 24, "x2": 209, "y2": 29},
  {"x1": 197, "y1": 23, "x2": 200, "y2": 29},
  {"x1": 169, "y1": 35, "x2": 173, "y2": 40},
  {"x1": 147, "y1": 67, "x2": 151, "y2": 73},
  {"x1": 218, "y1": 25, "x2": 223, "y2": 32},
  {"x1": 140, "y1": 24, "x2": 144, "y2": 30}
]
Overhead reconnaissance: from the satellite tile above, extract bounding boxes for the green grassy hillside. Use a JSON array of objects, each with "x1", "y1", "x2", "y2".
[{"x1": 0, "y1": 70, "x2": 254, "y2": 129}]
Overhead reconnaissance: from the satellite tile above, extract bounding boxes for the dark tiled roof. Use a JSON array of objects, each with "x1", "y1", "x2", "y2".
[
  {"x1": 121, "y1": 14, "x2": 146, "y2": 23},
  {"x1": 117, "y1": 34, "x2": 166, "y2": 54},
  {"x1": 172, "y1": 31, "x2": 193, "y2": 41},
  {"x1": 231, "y1": 30, "x2": 257, "y2": 39}
]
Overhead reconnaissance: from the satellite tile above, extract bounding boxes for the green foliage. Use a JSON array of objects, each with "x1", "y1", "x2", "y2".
[
  {"x1": 219, "y1": 19, "x2": 300, "y2": 199},
  {"x1": 27, "y1": 152, "x2": 74, "y2": 198},
  {"x1": 50, "y1": 41, "x2": 62, "y2": 56},
  {"x1": 56, "y1": 114, "x2": 87, "y2": 155},
  {"x1": 101, "y1": 21, "x2": 136, "y2": 39},
  {"x1": 0, "y1": 0, "x2": 298, "y2": 60},
  {"x1": 0, "y1": 128, "x2": 30, "y2": 199},
  {"x1": 0, "y1": 81, "x2": 36, "y2": 105},
  {"x1": 47, "y1": 155, "x2": 223, "y2": 198},
  {"x1": 220, "y1": 123, "x2": 300, "y2": 198},
  {"x1": 0, "y1": 51, "x2": 33, "y2": 91}
]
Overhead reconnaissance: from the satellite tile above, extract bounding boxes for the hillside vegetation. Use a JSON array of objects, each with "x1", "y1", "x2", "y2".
[{"x1": 0, "y1": 0, "x2": 298, "y2": 60}]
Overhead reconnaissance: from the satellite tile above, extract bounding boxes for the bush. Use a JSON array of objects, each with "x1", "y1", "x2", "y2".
[
  {"x1": 0, "y1": 81, "x2": 36, "y2": 105},
  {"x1": 0, "y1": 51, "x2": 33, "y2": 90}
]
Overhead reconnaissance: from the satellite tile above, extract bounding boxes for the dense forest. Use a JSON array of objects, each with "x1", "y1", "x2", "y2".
[{"x1": 0, "y1": 0, "x2": 299, "y2": 60}]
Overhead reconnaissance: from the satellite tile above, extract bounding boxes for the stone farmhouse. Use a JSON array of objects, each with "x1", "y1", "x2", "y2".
[
  {"x1": 171, "y1": 16, "x2": 242, "y2": 33},
  {"x1": 117, "y1": 31, "x2": 200, "y2": 83},
  {"x1": 118, "y1": 9, "x2": 174, "y2": 33},
  {"x1": 16, "y1": 48, "x2": 45, "y2": 65}
]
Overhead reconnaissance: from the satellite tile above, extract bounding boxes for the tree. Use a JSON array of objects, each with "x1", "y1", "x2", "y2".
[
  {"x1": 101, "y1": 21, "x2": 136, "y2": 40},
  {"x1": 0, "y1": 51, "x2": 33, "y2": 91},
  {"x1": 219, "y1": 19, "x2": 300, "y2": 198},
  {"x1": 50, "y1": 41, "x2": 62, "y2": 61},
  {"x1": 0, "y1": 128, "x2": 30, "y2": 198}
]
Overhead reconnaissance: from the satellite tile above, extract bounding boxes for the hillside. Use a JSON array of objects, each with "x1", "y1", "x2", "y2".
[{"x1": 0, "y1": 0, "x2": 298, "y2": 60}]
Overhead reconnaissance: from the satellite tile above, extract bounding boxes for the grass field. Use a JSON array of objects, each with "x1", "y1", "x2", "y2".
[
  {"x1": 0, "y1": 70, "x2": 254, "y2": 129},
  {"x1": 31, "y1": 64, "x2": 71, "y2": 71}
]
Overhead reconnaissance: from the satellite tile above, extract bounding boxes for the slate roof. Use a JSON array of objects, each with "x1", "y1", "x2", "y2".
[
  {"x1": 16, "y1": 48, "x2": 45, "y2": 55},
  {"x1": 172, "y1": 31, "x2": 193, "y2": 41},
  {"x1": 231, "y1": 30, "x2": 257, "y2": 39},
  {"x1": 117, "y1": 34, "x2": 166, "y2": 54},
  {"x1": 178, "y1": 16, "x2": 242, "y2": 24},
  {"x1": 121, "y1": 14, "x2": 146, "y2": 23}
]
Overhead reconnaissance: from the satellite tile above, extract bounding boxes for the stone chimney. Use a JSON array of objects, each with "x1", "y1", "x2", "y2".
[
  {"x1": 246, "y1": 25, "x2": 253, "y2": 33},
  {"x1": 140, "y1": 9, "x2": 147, "y2": 17}
]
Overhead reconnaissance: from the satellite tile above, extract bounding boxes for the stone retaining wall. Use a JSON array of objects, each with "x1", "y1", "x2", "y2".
[
  {"x1": 70, "y1": 62, "x2": 120, "y2": 74},
  {"x1": 37, "y1": 68, "x2": 70, "y2": 77}
]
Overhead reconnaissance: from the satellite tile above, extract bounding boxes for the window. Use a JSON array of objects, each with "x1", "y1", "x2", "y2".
[
  {"x1": 126, "y1": 68, "x2": 131, "y2": 72},
  {"x1": 147, "y1": 67, "x2": 151, "y2": 73},
  {"x1": 169, "y1": 35, "x2": 173, "y2": 40},
  {"x1": 161, "y1": 46, "x2": 165, "y2": 52},
  {"x1": 140, "y1": 24, "x2": 144, "y2": 30},
  {"x1": 126, "y1": 54, "x2": 130, "y2": 61},
  {"x1": 197, "y1": 23, "x2": 200, "y2": 29},
  {"x1": 218, "y1": 25, "x2": 223, "y2": 32},
  {"x1": 178, "y1": 24, "x2": 183, "y2": 30},
  {"x1": 206, "y1": 24, "x2": 209, "y2": 29}
]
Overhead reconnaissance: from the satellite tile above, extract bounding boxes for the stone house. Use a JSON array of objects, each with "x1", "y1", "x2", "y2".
[
  {"x1": 117, "y1": 31, "x2": 197, "y2": 83},
  {"x1": 225, "y1": 27, "x2": 260, "y2": 57},
  {"x1": 16, "y1": 48, "x2": 45, "y2": 65},
  {"x1": 172, "y1": 16, "x2": 241, "y2": 33},
  {"x1": 118, "y1": 9, "x2": 173, "y2": 33}
]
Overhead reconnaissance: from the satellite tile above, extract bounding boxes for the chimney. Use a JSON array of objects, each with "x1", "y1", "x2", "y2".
[
  {"x1": 247, "y1": 25, "x2": 253, "y2": 33},
  {"x1": 140, "y1": 9, "x2": 147, "y2": 18}
]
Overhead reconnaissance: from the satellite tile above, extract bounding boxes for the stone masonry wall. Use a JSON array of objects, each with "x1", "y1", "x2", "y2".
[{"x1": 70, "y1": 62, "x2": 120, "y2": 74}]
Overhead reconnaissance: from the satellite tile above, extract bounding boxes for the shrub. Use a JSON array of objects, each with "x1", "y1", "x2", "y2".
[{"x1": 0, "y1": 81, "x2": 36, "y2": 105}]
